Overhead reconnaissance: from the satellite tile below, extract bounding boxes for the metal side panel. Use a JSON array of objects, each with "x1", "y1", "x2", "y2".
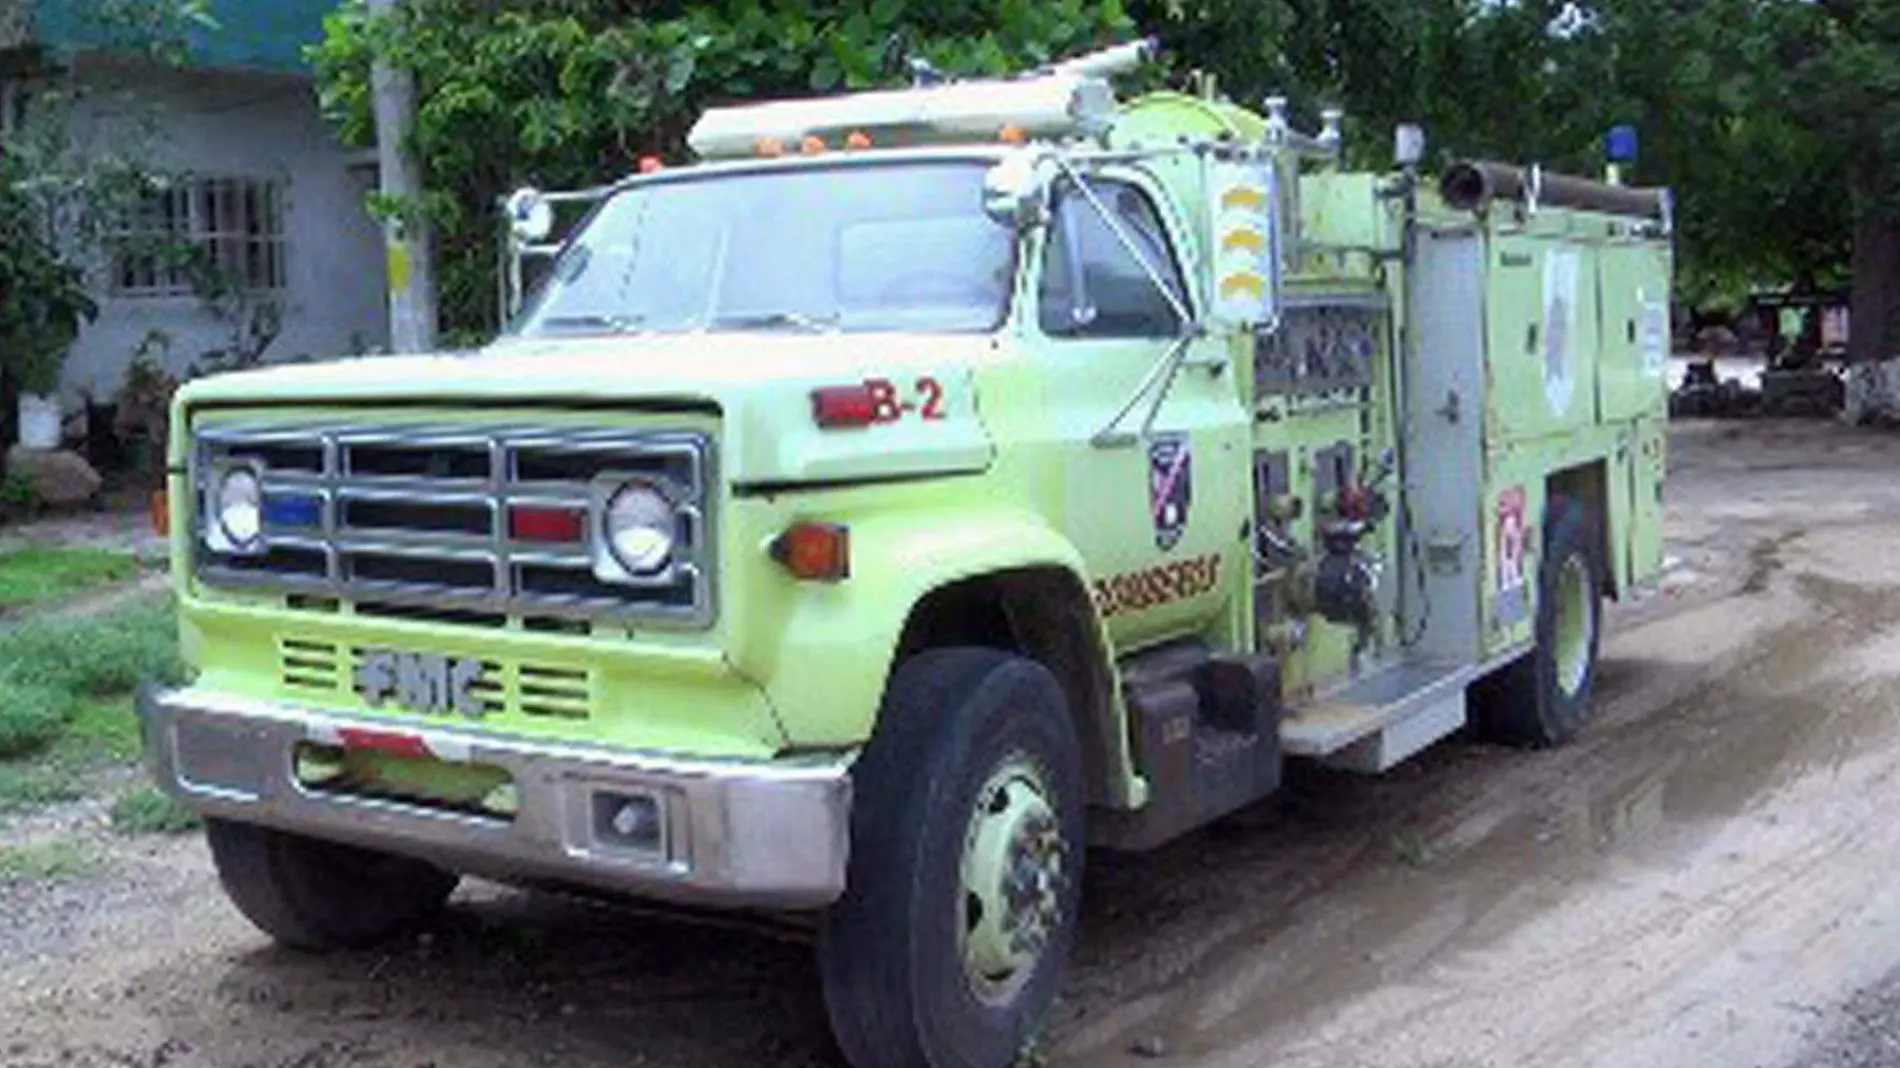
[{"x1": 1401, "y1": 229, "x2": 1487, "y2": 663}]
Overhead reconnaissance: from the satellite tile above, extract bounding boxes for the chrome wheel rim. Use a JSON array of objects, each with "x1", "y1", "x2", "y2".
[
  {"x1": 957, "y1": 754, "x2": 1064, "y2": 1006},
  {"x1": 1553, "y1": 554, "x2": 1594, "y2": 699}
]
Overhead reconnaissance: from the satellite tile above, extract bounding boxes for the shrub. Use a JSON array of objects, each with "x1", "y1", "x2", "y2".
[
  {"x1": 0, "y1": 597, "x2": 185, "y2": 696},
  {"x1": 0, "y1": 596, "x2": 184, "y2": 761},
  {"x1": 110, "y1": 784, "x2": 200, "y2": 835},
  {"x1": 0, "y1": 474, "x2": 42, "y2": 522},
  {"x1": 0, "y1": 683, "x2": 72, "y2": 760}
]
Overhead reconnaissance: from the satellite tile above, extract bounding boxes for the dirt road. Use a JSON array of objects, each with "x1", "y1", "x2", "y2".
[{"x1": 8, "y1": 419, "x2": 1900, "y2": 1068}]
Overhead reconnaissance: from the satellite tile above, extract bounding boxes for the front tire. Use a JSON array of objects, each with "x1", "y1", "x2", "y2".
[
  {"x1": 819, "y1": 649, "x2": 1085, "y2": 1068},
  {"x1": 1473, "y1": 496, "x2": 1603, "y2": 747},
  {"x1": 205, "y1": 818, "x2": 459, "y2": 950}
]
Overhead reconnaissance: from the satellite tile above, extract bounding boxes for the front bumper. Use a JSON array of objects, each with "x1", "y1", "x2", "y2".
[{"x1": 139, "y1": 686, "x2": 853, "y2": 910}]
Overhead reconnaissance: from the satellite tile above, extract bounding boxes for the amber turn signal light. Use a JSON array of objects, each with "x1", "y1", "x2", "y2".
[
  {"x1": 150, "y1": 489, "x2": 170, "y2": 538},
  {"x1": 771, "y1": 522, "x2": 851, "y2": 582}
]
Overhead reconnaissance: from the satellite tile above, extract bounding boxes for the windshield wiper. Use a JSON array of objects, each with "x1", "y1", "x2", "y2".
[
  {"x1": 706, "y1": 310, "x2": 840, "y2": 334},
  {"x1": 537, "y1": 313, "x2": 644, "y2": 336}
]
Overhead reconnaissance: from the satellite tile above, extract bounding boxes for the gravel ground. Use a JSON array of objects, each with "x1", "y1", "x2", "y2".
[
  {"x1": 1794, "y1": 966, "x2": 1900, "y2": 1068},
  {"x1": 0, "y1": 487, "x2": 167, "y2": 558},
  {"x1": 7, "y1": 418, "x2": 1900, "y2": 1068}
]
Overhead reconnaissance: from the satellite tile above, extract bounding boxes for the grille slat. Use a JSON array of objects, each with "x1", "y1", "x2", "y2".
[
  {"x1": 278, "y1": 638, "x2": 342, "y2": 694},
  {"x1": 193, "y1": 424, "x2": 714, "y2": 628}
]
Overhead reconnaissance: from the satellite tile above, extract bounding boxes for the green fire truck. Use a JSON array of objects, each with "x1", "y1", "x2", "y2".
[{"x1": 142, "y1": 39, "x2": 1672, "y2": 1068}]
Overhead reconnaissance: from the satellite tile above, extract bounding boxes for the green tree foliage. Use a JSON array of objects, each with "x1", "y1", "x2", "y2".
[
  {"x1": 310, "y1": 0, "x2": 1135, "y2": 338},
  {"x1": 313, "y1": 0, "x2": 1900, "y2": 355},
  {"x1": 1135, "y1": 0, "x2": 1849, "y2": 309},
  {"x1": 1790, "y1": 1, "x2": 1900, "y2": 360},
  {"x1": 0, "y1": 159, "x2": 97, "y2": 395},
  {"x1": 0, "y1": 0, "x2": 215, "y2": 400}
]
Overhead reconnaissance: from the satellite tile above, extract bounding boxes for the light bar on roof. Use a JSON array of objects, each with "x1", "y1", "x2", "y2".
[{"x1": 687, "y1": 74, "x2": 1116, "y2": 159}]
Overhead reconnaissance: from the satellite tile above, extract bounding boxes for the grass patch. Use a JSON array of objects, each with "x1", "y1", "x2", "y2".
[
  {"x1": 0, "y1": 763, "x2": 84, "y2": 813},
  {"x1": 0, "y1": 683, "x2": 69, "y2": 760},
  {"x1": 0, "y1": 543, "x2": 146, "y2": 611},
  {"x1": 0, "y1": 596, "x2": 184, "y2": 822},
  {"x1": 110, "y1": 784, "x2": 200, "y2": 835},
  {"x1": 56, "y1": 697, "x2": 147, "y2": 764},
  {"x1": 0, "y1": 594, "x2": 183, "y2": 777},
  {"x1": 0, "y1": 595, "x2": 186, "y2": 699},
  {"x1": 0, "y1": 840, "x2": 96, "y2": 880}
]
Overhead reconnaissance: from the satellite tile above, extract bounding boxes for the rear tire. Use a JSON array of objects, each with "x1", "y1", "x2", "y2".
[
  {"x1": 1473, "y1": 496, "x2": 1603, "y2": 747},
  {"x1": 818, "y1": 648, "x2": 1085, "y2": 1068},
  {"x1": 205, "y1": 818, "x2": 458, "y2": 950}
]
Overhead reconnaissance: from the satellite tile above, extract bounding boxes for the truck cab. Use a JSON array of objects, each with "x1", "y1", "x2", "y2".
[{"x1": 141, "y1": 40, "x2": 1672, "y2": 1068}]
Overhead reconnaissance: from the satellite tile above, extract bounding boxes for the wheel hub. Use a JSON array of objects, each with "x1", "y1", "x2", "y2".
[
  {"x1": 959, "y1": 757, "x2": 1064, "y2": 1004},
  {"x1": 1554, "y1": 554, "x2": 1595, "y2": 698}
]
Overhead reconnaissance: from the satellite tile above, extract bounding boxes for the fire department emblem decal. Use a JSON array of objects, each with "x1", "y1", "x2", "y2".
[
  {"x1": 1149, "y1": 434, "x2": 1193, "y2": 551},
  {"x1": 1495, "y1": 486, "x2": 1529, "y2": 628}
]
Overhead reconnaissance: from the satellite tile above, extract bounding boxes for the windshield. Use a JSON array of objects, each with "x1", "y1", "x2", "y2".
[{"x1": 512, "y1": 161, "x2": 1015, "y2": 337}]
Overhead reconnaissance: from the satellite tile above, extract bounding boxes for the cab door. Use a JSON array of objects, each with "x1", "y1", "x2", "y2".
[{"x1": 1030, "y1": 173, "x2": 1249, "y2": 651}]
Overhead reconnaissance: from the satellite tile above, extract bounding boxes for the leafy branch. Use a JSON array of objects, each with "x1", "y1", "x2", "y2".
[{"x1": 309, "y1": 0, "x2": 1136, "y2": 339}]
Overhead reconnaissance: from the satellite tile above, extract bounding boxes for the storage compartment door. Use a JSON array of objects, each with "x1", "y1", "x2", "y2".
[{"x1": 1598, "y1": 242, "x2": 1672, "y2": 422}]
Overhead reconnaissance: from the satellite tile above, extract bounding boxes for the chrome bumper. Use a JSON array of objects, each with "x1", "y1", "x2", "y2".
[{"x1": 139, "y1": 686, "x2": 853, "y2": 910}]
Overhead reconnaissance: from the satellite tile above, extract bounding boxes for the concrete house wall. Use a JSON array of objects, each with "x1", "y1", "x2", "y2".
[
  {"x1": 53, "y1": 54, "x2": 387, "y2": 400},
  {"x1": 0, "y1": 0, "x2": 385, "y2": 408}
]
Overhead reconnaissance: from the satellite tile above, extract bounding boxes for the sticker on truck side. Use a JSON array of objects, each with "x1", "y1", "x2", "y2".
[
  {"x1": 1092, "y1": 553, "x2": 1221, "y2": 619},
  {"x1": 864, "y1": 376, "x2": 946, "y2": 422},
  {"x1": 1496, "y1": 487, "x2": 1529, "y2": 628},
  {"x1": 1149, "y1": 434, "x2": 1193, "y2": 551}
]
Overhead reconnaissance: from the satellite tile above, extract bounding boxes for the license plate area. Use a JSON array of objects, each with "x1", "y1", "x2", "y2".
[{"x1": 294, "y1": 741, "x2": 517, "y2": 821}]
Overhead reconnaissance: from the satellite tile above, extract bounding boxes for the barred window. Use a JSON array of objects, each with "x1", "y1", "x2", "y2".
[{"x1": 114, "y1": 178, "x2": 286, "y2": 297}]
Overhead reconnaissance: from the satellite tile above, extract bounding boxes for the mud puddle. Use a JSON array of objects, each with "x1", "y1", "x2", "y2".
[{"x1": 1055, "y1": 556, "x2": 1900, "y2": 1068}]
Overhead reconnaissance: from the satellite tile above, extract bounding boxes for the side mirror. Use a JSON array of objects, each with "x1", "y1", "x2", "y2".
[
  {"x1": 983, "y1": 154, "x2": 1053, "y2": 230},
  {"x1": 505, "y1": 187, "x2": 553, "y2": 243}
]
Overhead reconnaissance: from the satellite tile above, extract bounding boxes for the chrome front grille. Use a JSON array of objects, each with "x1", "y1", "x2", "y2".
[{"x1": 194, "y1": 424, "x2": 714, "y2": 627}]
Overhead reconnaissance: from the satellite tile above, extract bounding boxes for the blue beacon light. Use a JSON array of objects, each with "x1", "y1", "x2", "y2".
[{"x1": 1605, "y1": 125, "x2": 1639, "y2": 184}]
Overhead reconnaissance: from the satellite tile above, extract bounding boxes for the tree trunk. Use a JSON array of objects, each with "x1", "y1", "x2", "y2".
[
  {"x1": 0, "y1": 366, "x2": 16, "y2": 468},
  {"x1": 1848, "y1": 211, "x2": 1900, "y2": 364}
]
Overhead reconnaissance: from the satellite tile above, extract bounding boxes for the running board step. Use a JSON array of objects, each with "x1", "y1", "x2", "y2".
[{"x1": 1281, "y1": 658, "x2": 1476, "y2": 773}]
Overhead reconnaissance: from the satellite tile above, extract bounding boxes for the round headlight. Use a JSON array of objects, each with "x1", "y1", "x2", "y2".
[
  {"x1": 216, "y1": 468, "x2": 262, "y2": 549},
  {"x1": 603, "y1": 483, "x2": 675, "y2": 575}
]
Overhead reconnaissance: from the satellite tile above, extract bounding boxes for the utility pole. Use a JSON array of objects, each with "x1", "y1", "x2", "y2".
[{"x1": 367, "y1": 0, "x2": 437, "y2": 353}]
